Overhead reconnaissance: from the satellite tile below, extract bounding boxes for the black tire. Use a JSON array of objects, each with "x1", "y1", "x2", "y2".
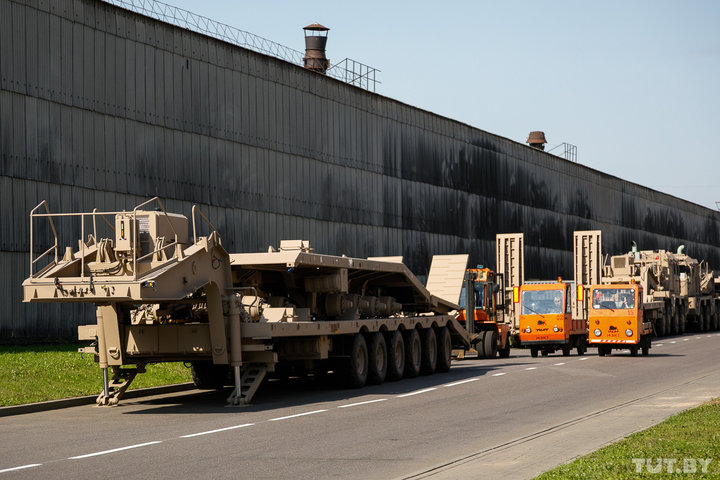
[
  {"x1": 656, "y1": 310, "x2": 666, "y2": 337},
  {"x1": 562, "y1": 346, "x2": 571, "y2": 357},
  {"x1": 712, "y1": 311, "x2": 719, "y2": 331},
  {"x1": 367, "y1": 332, "x2": 387, "y2": 385},
  {"x1": 576, "y1": 340, "x2": 586, "y2": 356},
  {"x1": 498, "y1": 335, "x2": 511, "y2": 358},
  {"x1": 642, "y1": 336, "x2": 650, "y2": 356},
  {"x1": 671, "y1": 309, "x2": 679, "y2": 336},
  {"x1": 630, "y1": 345, "x2": 639, "y2": 357},
  {"x1": 404, "y1": 329, "x2": 422, "y2": 378},
  {"x1": 530, "y1": 347, "x2": 539, "y2": 358},
  {"x1": 190, "y1": 361, "x2": 229, "y2": 390},
  {"x1": 541, "y1": 350, "x2": 549, "y2": 357},
  {"x1": 436, "y1": 326, "x2": 453, "y2": 373},
  {"x1": 483, "y1": 330, "x2": 498, "y2": 359},
  {"x1": 475, "y1": 331, "x2": 487, "y2": 358},
  {"x1": 346, "y1": 333, "x2": 368, "y2": 388},
  {"x1": 386, "y1": 330, "x2": 405, "y2": 381},
  {"x1": 420, "y1": 328, "x2": 438, "y2": 375},
  {"x1": 598, "y1": 345, "x2": 607, "y2": 357}
]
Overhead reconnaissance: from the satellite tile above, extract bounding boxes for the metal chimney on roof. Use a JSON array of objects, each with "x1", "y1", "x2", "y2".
[
  {"x1": 526, "y1": 131, "x2": 547, "y2": 150},
  {"x1": 303, "y1": 23, "x2": 330, "y2": 74}
]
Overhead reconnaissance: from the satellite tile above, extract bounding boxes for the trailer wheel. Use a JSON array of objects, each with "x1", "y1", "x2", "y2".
[
  {"x1": 483, "y1": 330, "x2": 498, "y2": 359},
  {"x1": 345, "y1": 334, "x2": 368, "y2": 388},
  {"x1": 190, "y1": 361, "x2": 229, "y2": 390},
  {"x1": 435, "y1": 327, "x2": 452, "y2": 372},
  {"x1": 386, "y1": 330, "x2": 405, "y2": 381},
  {"x1": 671, "y1": 309, "x2": 679, "y2": 336},
  {"x1": 367, "y1": 332, "x2": 387, "y2": 385},
  {"x1": 420, "y1": 328, "x2": 438, "y2": 375},
  {"x1": 404, "y1": 329, "x2": 422, "y2": 378},
  {"x1": 530, "y1": 347, "x2": 539, "y2": 358}
]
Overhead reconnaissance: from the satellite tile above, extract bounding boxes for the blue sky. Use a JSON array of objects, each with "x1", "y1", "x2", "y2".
[{"x1": 165, "y1": 0, "x2": 720, "y2": 210}]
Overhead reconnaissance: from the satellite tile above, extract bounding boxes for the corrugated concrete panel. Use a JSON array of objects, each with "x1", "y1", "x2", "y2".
[{"x1": 2, "y1": 0, "x2": 720, "y2": 340}]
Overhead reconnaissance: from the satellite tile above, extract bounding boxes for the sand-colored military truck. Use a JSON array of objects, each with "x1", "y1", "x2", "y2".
[{"x1": 22, "y1": 198, "x2": 472, "y2": 406}]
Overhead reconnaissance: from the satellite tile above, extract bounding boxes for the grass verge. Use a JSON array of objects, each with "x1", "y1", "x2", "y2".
[
  {"x1": 534, "y1": 398, "x2": 720, "y2": 479},
  {"x1": 0, "y1": 344, "x2": 192, "y2": 406}
]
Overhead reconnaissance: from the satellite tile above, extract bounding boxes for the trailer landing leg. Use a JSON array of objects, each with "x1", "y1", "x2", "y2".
[
  {"x1": 227, "y1": 364, "x2": 268, "y2": 406},
  {"x1": 96, "y1": 364, "x2": 146, "y2": 406}
]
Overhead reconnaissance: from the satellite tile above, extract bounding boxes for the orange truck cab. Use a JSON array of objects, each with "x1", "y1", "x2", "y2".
[
  {"x1": 518, "y1": 280, "x2": 588, "y2": 357},
  {"x1": 458, "y1": 268, "x2": 511, "y2": 358},
  {"x1": 588, "y1": 284, "x2": 652, "y2": 356}
]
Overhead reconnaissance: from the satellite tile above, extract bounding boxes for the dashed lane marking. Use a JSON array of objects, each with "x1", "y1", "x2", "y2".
[
  {"x1": 268, "y1": 410, "x2": 327, "y2": 422},
  {"x1": 397, "y1": 388, "x2": 437, "y2": 398},
  {"x1": 69, "y1": 441, "x2": 162, "y2": 460},
  {"x1": 180, "y1": 424, "x2": 254, "y2": 438},
  {"x1": 491, "y1": 372, "x2": 506, "y2": 377},
  {"x1": 525, "y1": 367, "x2": 537, "y2": 370},
  {"x1": 0, "y1": 464, "x2": 42, "y2": 474},
  {"x1": 443, "y1": 378, "x2": 479, "y2": 387},
  {"x1": 554, "y1": 363, "x2": 566, "y2": 366},
  {"x1": 579, "y1": 357, "x2": 588, "y2": 360},
  {"x1": 338, "y1": 399, "x2": 387, "y2": 408}
]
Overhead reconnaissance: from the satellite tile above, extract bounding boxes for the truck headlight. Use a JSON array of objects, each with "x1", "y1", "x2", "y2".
[
  {"x1": 625, "y1": 329, "x2": 633, "y2": 337},
  {"x1": 525, "y1": 327, "x2": 531, "y2": 333},
  {"x1": 593, "y1": 328, "x2": 601, "y2": 337},
  {"x1": 553, "y1": 326, "x2": 559, "y2": 332}
]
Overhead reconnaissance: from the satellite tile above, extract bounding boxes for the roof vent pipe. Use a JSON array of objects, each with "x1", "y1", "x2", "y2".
[
  {"x1": 303, "y1": 23, "x2": 330, "y2": 74},
  {"x1": 677, "y1": 245, "x2": 686, "y2": 255},
  {"x1": 632, "y1": 241, "x2": 639, "y2": 260}
]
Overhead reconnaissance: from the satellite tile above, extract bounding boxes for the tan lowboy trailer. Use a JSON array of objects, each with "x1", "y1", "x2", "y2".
[{"x1": 23, "y1": 198, "x2": 472, "y2": 406}]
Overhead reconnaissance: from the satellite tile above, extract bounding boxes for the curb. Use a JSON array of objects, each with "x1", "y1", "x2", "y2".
[{"x1": 0, "y1": 383, "x2": 197, "y2": 417}]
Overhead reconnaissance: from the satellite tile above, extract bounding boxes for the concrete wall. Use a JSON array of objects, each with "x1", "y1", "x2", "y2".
[{"x1": 2, "y1": 0, "x2": 720, "y2": 341}]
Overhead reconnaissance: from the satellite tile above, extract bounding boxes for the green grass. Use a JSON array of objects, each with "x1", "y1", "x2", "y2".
[
  {"x1": 0, "y1": 344, "x2": 192, "y2": 406},
  {"x1": 535, "y1": 399, "x2": 720, "y2": 479}
]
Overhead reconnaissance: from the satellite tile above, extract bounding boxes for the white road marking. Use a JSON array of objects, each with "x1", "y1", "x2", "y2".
[
  {"x1": 492, "y1": 372, "x2": 506, "y2": 377},
  {"x1": 338, "y1": 399, "x2": 387, "y2": 408},
  {"x1": 268, "y1": 410, "x2": 327, "y2": 421},
  {"x1": 398, "y1": 388, "x2": 437, "y2": 398},
  {"x1": 670, "y1": 341, "x2": 677, "y2": 344},
  {"x1": 579, "y1": 357, "x2": 588, "y2": 360},
  {"x1": 443, "y1": 378, "x2": 479, "y2": 387},
  {"x1": 0, "y1": 464, "x2": 42, "y2": 473},
  {"x1": 656, "y1": 344, "x2": 663, "y2": 347},
  {"x1": 554, "y1": 363, "x2": 566, "y2": 366},
  {"x1": 684, "y1": 339, "x2": 690, "y2": 341},
  {"x1": 525, "y1": 367, "x2": 537, "y2": 370},
  {"x1": 180, "y1": 423, "x2": 254, "y2": 438},
  {"x1": 69, "y1": 441, "x2": 162, "y2": 459}
]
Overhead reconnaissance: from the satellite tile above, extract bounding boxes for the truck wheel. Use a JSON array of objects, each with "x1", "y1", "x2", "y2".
[
  {"x1": 541, "y1": 349, "x2": 549, "y2": 357},
  {"x1": 367, "y1": 332, "x2": 387, "y2": 385},
  {"x1": 598, "y1": 346, "x2": 607, "y2": 357},
  {"x1": 498, "y1": 336, "x2": 511, "y2": 358},
  {"x1": 655, "y1": 311, "x2": 666, "y2": 337},
  {"x1": 190, "y1": 361, "x2": 229, "y2": 390},
  {"x1": 475, "y1": 331, "x2": 487, "y2": 358},
  {"x1": 404, "y1": 329, "x2": 422, "y2": 378},
  {"x1": 530, "y1": 347, "x2": 539, "y2": 358},
  {"x1": 484, "y1": 330, "x2": 498, "y2": 359},
  {"x1": 642, "y1": 336, "x2": 650, "y2": 356},
  {"x1": 346, "y1": 334, "x2": 368, "y2": 388},
  {"x1": 630, "y1": 345, "x2": 639, "y2": 357},
  {"x1": 712, "y1": 312, "x2": 719, "y2": 331},
  {"x1": 386, "y1": 330, "x2": 405, "y2": 381},
  {"x1": 562, "y1": 346, "x2": 571, "y2": 357},
  {"x1": 420, "y1": 328, "x2": 437, "y2": 375},
  {"x1": 436, "y1": 326, "x2": 453, "y2": 373},
  {"x1": 679, "y1": 307, "x2": 687, "y2": 334},
  {"x1": 576, "y1": 340, "x2": 587, "y2": 356},
  {"x1": 671, "y1": 309, "x2": 679, "y2": 336}
]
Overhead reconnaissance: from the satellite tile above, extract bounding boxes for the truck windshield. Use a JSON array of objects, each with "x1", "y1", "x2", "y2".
[
  {"x1": 521, "y1": 289, "x2": 563, "y2": 314},
  {"x1": 459, "y1": 284, "x2": 484, "y2": 310},
  {"x1": 592, "y1": 288, "x2": 635, "y2": 309}
]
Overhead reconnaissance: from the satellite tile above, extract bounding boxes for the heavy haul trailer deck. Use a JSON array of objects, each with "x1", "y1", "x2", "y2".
[{"x1": 23, "y1": 198, "x2": 471, "y2": 406}]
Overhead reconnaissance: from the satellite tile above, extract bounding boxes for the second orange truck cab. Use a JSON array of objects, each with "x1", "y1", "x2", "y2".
[{"x1": 588, "y1": 284, "x2": 653, "y2": 356}]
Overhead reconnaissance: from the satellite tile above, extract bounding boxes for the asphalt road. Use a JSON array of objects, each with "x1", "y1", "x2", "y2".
[{"x1": 2, "y1": 332, "x2": 720, "y2": 480}]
